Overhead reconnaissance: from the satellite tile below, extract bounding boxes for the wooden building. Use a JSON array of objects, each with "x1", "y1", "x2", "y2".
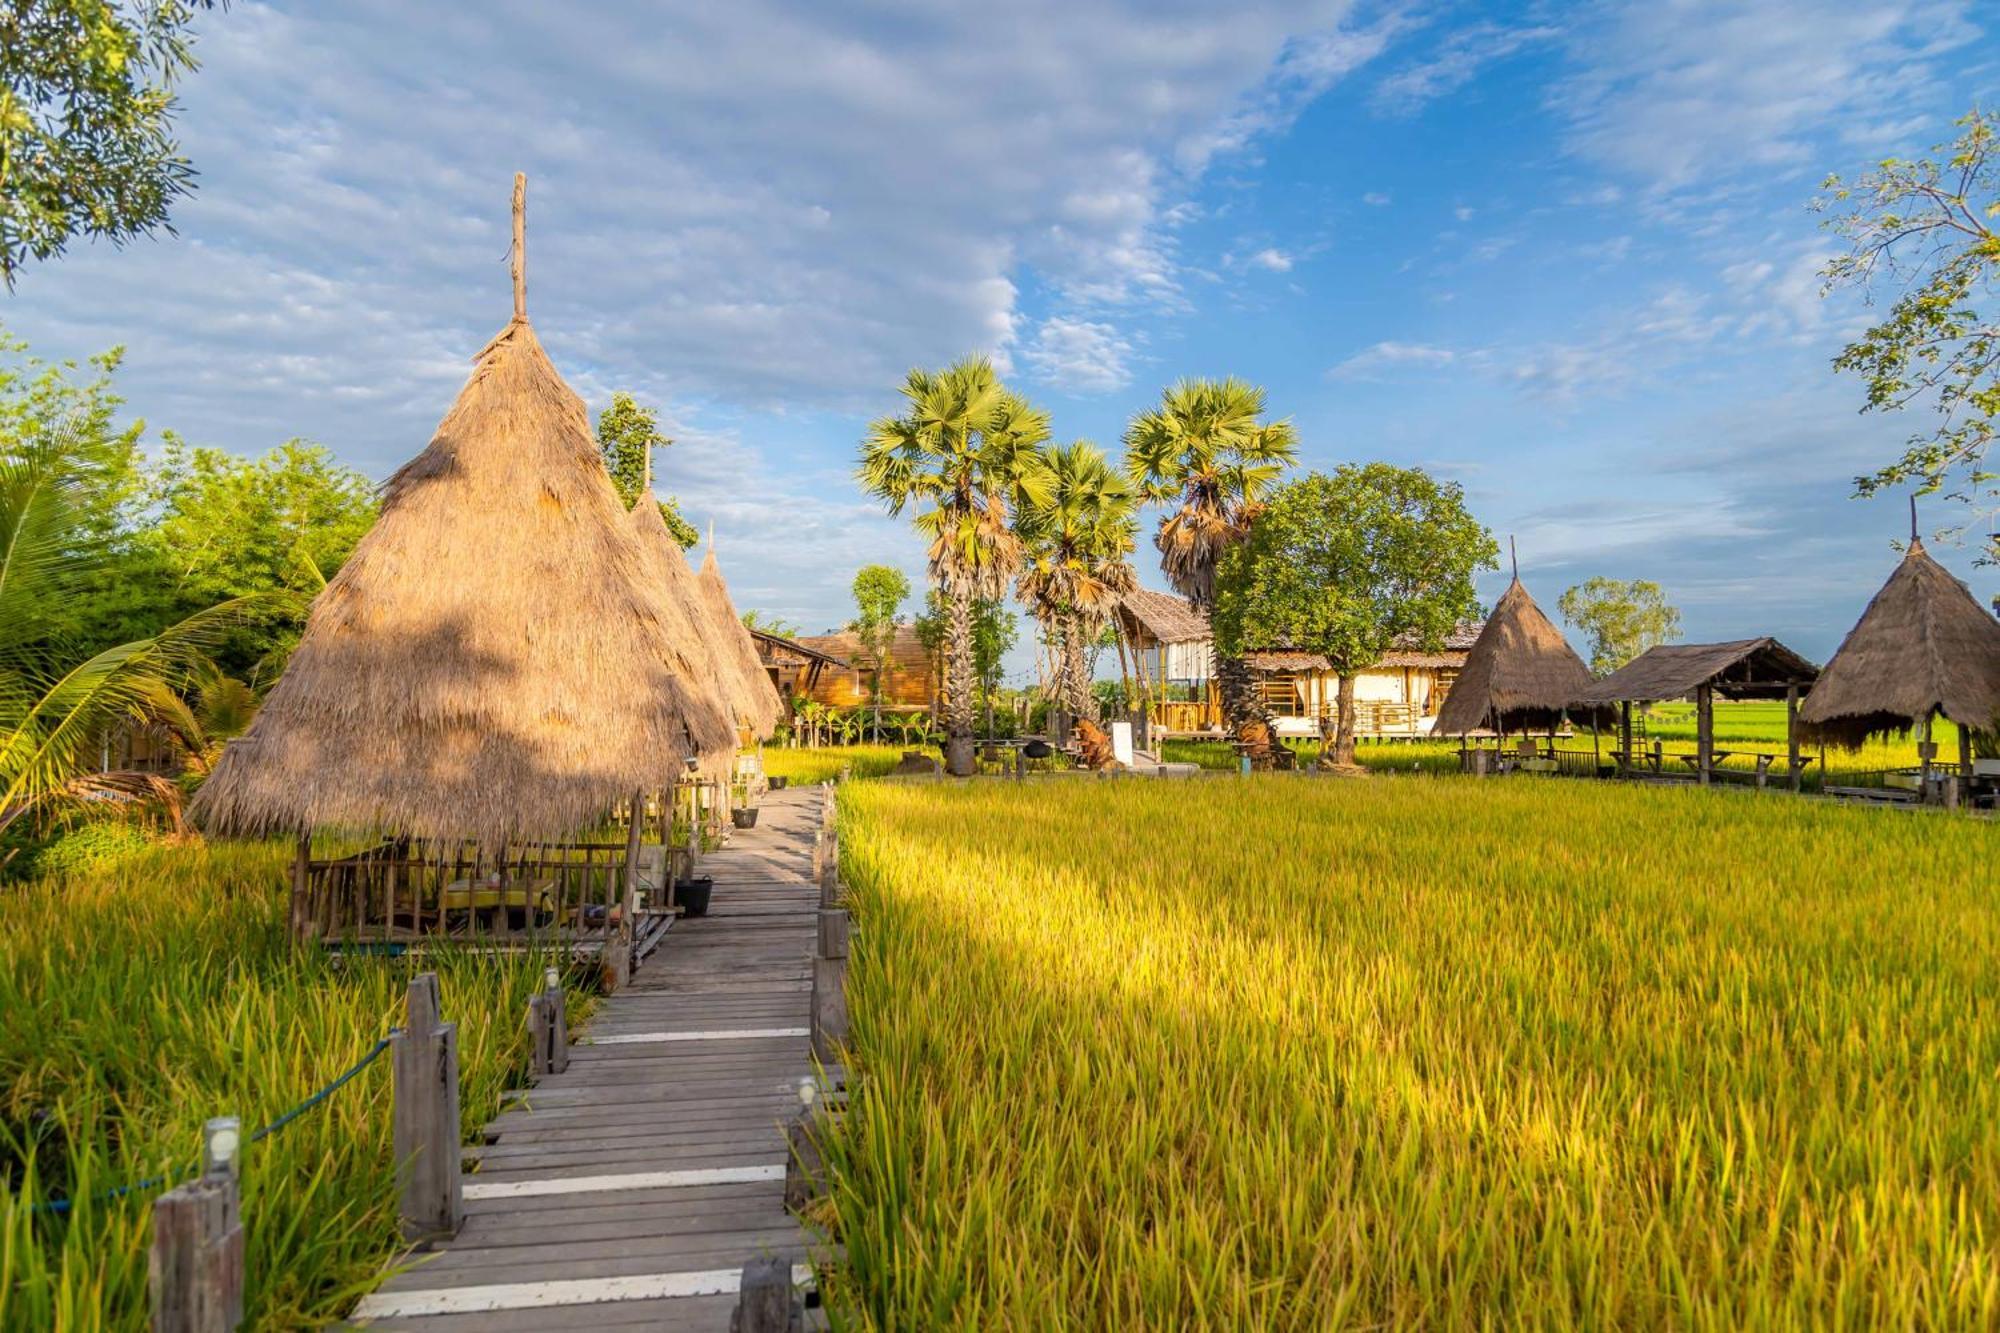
[
  {"x1": 1113, "y1": 588, "x2": 1482, "y2": 737},
  {"x1": 785, "y1": 622, "x2": 940, "y2": 713}
]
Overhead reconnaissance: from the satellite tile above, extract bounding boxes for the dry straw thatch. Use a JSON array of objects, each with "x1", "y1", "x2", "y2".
[
  {"x1": 1577, "y1": 638, "x2": 1819, "y2": 705},
  {"x1": 1433, "y1": 577, "x2": 1601, "y2": 734},
  {"x1": 696, "y1": 539, "x2": 783, "y2": 740},
  {"x1": 625, "y1": 483, "x2": 742, "y2": 764},
  {"x1": 194, "y1": 178, "x2": 736, "y2": 844},
  {"x1": 1799, "y1": 538, "x2": 2000, "y2": 749}
]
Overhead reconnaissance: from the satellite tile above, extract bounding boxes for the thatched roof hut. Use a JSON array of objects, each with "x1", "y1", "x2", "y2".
[
  {"x1": 624, "y1": 475, "x2": 740, "y2": 765},
  {"x1": 194, "y1": 184, "x2": 735, "y2": 845},
  {"x1": 695, "y1": 538, "x2": 783, "y2": 740},
  {"x1": 1798, "y1": 537, "x2": 2000, "y2": 749},
  {"x1": 1576, "y1": 639, "x2": 1820, "y2": 705},
  {"x1": 1433, "y1": 577, "x2": 1599, "y2": 735}
]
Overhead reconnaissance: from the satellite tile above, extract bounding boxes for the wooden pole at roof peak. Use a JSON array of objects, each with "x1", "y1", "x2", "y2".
[{"x1": 511, "y1": 172, "x2": 527, "y2": 322}]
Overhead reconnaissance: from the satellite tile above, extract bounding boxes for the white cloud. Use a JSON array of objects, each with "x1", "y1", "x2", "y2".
[
  {"x1": 1554, "y1": 0, "x2": 1979, "y2": 189},
  {"x1": 1329, "y1": 340, "x2": 1459, "y2": 378},
  {"x1": 1020, "y1": 316, "x2": 1137, "y2": 393},
  {"x1": 1453, "y1": 205, "x2": 1476, "y2": 222},
  {"x1": 1373, "y1": 21, "x2": 1561, "y2": 113},
  {"x1": 1363, "y1": 191, "x2": 1393, "y2": 206}
]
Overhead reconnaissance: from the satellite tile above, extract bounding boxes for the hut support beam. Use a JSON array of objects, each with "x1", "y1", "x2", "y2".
[
  {"x1": 1620, "y1": 702, "x2": 1633, "y2": 777},
  {"x1": 1696, "y1": 683, "x2": 1714, "y2": 786},
  {"x1": 1786, "y1": 684, "x2": 1802, "y2": 793}
]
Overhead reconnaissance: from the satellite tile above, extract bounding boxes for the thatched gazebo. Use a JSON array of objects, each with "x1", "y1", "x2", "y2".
[
  {"x1": 1432, "y1": 573, "x2": 1600, "y2": 767},
  {"x1": 194, "y1": 175, "x2": 734, "y2": 963},
  {"x1": 1576, "y1": 638, "x2": 1819, "y2": 787},
  {"x1": 624, "y1": 456, "x2": 740, "y2": 768},
  {"x1": 1799, "y1": 533, "x2": 2000, "y2": 801},
  {"x1": 694, "y1": 530, "x2": 783, "y2": 742}
]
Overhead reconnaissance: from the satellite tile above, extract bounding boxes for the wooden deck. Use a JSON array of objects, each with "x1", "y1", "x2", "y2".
[{"x1": 350, "y1": 786, "x2": 827, "y2": 1330}]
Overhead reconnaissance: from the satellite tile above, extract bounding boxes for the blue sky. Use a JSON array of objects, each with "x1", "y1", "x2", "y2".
[{"x1": 4, "y1": 0, "x2": 1996, "y2": 678}]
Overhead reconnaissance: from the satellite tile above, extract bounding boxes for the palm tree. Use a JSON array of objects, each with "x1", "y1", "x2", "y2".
[
  {"x1": 1, "y1": 426, "x2": 266, "y2": 840},
  {"x1": 1016, "y1": 440, "x2": 1137, "y2": 723},
  {"x1": 1124, "y1": 378, "x2": 1298, "y2": 745},
  {"x1": 858, "y1": 357, "x2": 1051, "y2": 775}
]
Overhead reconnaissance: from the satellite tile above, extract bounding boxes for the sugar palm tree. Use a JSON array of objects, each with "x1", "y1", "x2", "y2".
[
  {"x1": 858, "y1": 357, "x2": 1051, "y2": 775},
  {"x1": 1016, "y1": 440, "x2": 1137, "y2": 722},
  {"x1": 1124, "y1": 378, "x2": 1297, "y2": 743},
  {"x1": 0, "y1": 426, "x2": 263, "y2": 839}
]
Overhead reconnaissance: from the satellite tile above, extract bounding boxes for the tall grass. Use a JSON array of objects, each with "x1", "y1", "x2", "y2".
[
  {"x1": 761, "y1": 744, "x2": 909, "y2": 786},
  {"x1": 828, "y1": 777, "x2": 1999, "y2": 1329},
  {"x1": 0, "y1": 839, "x2": 583, "y2": 1330}
]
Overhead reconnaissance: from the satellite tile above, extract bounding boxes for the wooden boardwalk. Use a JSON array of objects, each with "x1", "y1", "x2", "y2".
[{"x1": 352, "y1": 786, "x2": 826, "y2": 1330}]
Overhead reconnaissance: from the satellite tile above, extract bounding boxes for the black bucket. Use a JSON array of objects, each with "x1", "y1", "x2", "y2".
[{"x1": 675, "y1": 876, "x2": 715, "y2": 918}]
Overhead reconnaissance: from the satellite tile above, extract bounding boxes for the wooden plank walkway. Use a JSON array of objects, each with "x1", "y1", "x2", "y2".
[{"x1": 351, "y1": 786, "x2": 826, "y2": 1330}]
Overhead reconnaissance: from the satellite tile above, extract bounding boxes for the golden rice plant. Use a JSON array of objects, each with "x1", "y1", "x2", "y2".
[{"x1": 825, "y1": 775, "x2": 1999, "y2": 1330}]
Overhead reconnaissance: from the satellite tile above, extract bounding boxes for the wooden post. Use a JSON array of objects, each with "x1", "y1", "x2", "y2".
[
  {"x1": 525, "y1": 967, "x2": 568, "y2": 1077},
  {"x1": 605, "y1": 787, "x2": 644, "y2": 991},
  {"x1": 732, "y1": 1255, "x2": 799, "y2": 1333},
  {"x1": 392, "y1": 973, "x2": 462, "y2": 1241},
  {"x1": 510, "y1": 172, "x2": 527, "y2": 320},
  {"x1": 818, "y1": 829, "x2": 839, "y2": 907},
  {"x1": 1619, "y1": 701, "x2": 1632, "y2": 776},
  {"x1": 784, "y1": 1093, "x2": 826, "y2": 1214},
  {"x1": 811, "y1": 953, "x2": 848, "y2": 1065},
  {"x1": 1786, "y1": 683, "x2": 1802, "y2": 793},
  {"x1": 818, "y1": 908, "x2": 849, "y2": 961},
  {"x1": 1695, "y1": 683, "x2": 1714, "y2": 786},
  {"x1": 150, "y1": 1119, "x2": 245, "y2": 1333}
]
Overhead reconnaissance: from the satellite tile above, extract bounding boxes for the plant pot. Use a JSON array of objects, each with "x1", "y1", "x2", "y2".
[
  {"x1": 768, "y1": 776, "x2": 789, "y2": 790},
  {"x1": 732, "y1": 807, "x2": 760, "y2": 829},
  {"x1": 674, "y1": 876, "x2": 715, "y2": 918}
]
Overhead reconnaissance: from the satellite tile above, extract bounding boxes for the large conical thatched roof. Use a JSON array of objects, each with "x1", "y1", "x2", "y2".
[
  {"x1": 1433, "y1": 576, "x2": 1600, "y2": 735},
  {"x1": 194, "y1": 192, "x2": 735, "y2": 844},
  {"x1": 696, "y1": 539, "x2": 782, "y2": 740},
  {"x1": 1799, "y1": 538, "x2": 2000, "y2": 749}
]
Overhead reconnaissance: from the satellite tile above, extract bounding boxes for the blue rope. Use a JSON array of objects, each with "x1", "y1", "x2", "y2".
[{"x1": 26, "y1": 1028, "x2": 401, "y2": 1216}]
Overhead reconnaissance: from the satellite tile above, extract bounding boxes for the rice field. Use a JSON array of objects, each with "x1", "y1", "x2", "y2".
[
  {"x1": 761, "y1": 743, "x2": 909, "y2": 786},
  {"x1": 826, "y1": 775, "x2": 2000, "y2": 1329},
  {"x1": 0, "y1": 840, "x2": 582, "y2": 1331}
]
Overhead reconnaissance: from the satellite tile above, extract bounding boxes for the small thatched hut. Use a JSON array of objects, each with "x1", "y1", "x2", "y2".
[
  {"x1": 695, "y1": 535, "x2": 783, "y2": 740},
  {"x1": 624, "y1": 459, "x2": 740, "y2": 769},
  {"x1": 1432, "y1": 575, "x2": 1599, "y2": 737},
  {"x1": 1799, "y1": 536, "x2": 2000, "y2": 768},
  {"x1": 195, "y1": 178, "x2": 735, "y2": 854}
]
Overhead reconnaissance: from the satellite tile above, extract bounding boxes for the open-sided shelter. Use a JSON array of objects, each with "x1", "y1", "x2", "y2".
[
  {"x1": 1576, "y1": 638, "x2": 1819, "y2": 786},
  {"x1": 1799, "y1": 534, "x2": 2000, "y2": 793},
  {"x1": 194, "y1": 176, "x2": 734, "y2": 956}
]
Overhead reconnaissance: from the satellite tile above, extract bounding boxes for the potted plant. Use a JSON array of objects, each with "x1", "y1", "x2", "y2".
[
  {"x1": 768, "y1": 775, "x2": 789, "y2": 790},
  {"x1": 674, "y1": 875, "x2": 715, "y2": 917},
  {"x1": 730, "y1": 779, "x2": 759, "y2": 828}
]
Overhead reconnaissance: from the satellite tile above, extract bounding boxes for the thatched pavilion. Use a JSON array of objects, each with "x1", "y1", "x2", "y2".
[
  {"x1": 1576, "y1": 638, "x2": 1819, "y2": 787},
  {"x1": 194, "y1": 176, "x2": 734, "y2": 961},
  {"x1": 694, "y1": 531, "x2": 783, "y2": 741},
  {"x1": 1432, "y1": 574, "x2": 1600, "y2": 764},
  {"x1": 1799, "y1": 534, "x2": 2000, "y2": 801}
]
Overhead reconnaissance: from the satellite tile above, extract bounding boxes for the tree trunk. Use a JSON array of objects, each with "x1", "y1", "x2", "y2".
[
  {"x1": 1215, "y1": 651, "x2": 1270, "y2": 745},
  {"x1": 943, "y1": 587, "x2": 976, "y2": 776},
  {"x1": 1332, "y1": 673, "x2": 1358, "y2": 768},
  {"x1": 1062, "y1": 614, "x2": 1092, "y2": 721}
]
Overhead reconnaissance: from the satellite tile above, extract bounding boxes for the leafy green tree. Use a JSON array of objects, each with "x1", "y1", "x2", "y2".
[
  {"x1": 1817, "y1": 109, "x2": 2000, "y2": 560},
  {"x1": 741, "y1": 610, "x2": 798, "y2": 638},
  {"x1": 0, "y1": 422, "x2": 261, "y2": 840},
  {"x1": 849, "y1": 563, "x2": 910, "y2": 741},
  {"x1": 0, "y1": 1, "x2": 221, "y2": 285},
  {"x1": 1213, "y1": 465, "x2": 1496, "y2": 768},
  {"x1": 1557, "y1": 577, "x2": 1682, "y2": 676},
  {"x1": 1124, "y1": 377, "x2": 1297, "y2": 742},
  {"x1": 597, "y1": 393, "x2": 699, "y2": 547},
  {"x1": 915, "y1": 589, "x2": 1018, "y2": 740},
  {"x1": 139, "y1": 436, "x2": 376, "y2": 680},
  {"x1": 858, "y1": 356, "x2": 1051, "y2": 774},
  {"x1": 1015, "y1": 440, "x2": 1136, "y2": 721}
]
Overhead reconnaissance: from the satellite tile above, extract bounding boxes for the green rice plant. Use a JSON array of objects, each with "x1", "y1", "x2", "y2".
[
  {"x1": 826, "y1": 777, "x2": 1999, "y2": 1330},
  {"x1": 761, "y1": 744, "x2": 909, "y2": 787},
  {"x1": 0, "y1": 839, "x2": 590, "y2": 1330}
]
